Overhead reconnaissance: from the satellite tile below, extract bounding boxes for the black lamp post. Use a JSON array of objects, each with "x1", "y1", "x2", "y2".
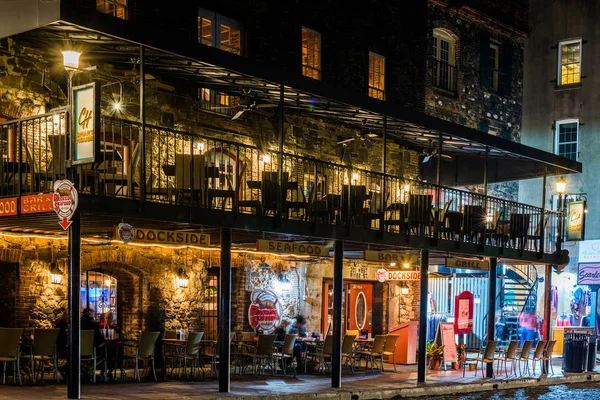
[{"x1": 556, "y1": 176, "x2": 566, "y2": 252}]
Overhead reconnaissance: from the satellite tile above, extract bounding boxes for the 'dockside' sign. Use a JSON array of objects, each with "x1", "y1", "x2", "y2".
[
  {"x1": 446, "y1": 257, "x2": 489, "y2": 271},
  {"x1": 256, "y1": 239, "x2": 331, "y2": 256},
  {"x1": 375, "y1": 269, "x2": 421, "y2": 282},
  {"x1": 114, "y1": 227, "x2": 210, "y2": 245}
]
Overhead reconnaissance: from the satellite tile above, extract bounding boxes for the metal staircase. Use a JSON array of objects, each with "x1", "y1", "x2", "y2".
[{"x1": 503, "y1": 265, "x2": 538, "y2": 341}]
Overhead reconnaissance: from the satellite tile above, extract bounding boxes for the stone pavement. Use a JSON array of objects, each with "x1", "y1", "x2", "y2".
[{"x1": 0, "y1": 359, "x2": 598, "y2": 399}]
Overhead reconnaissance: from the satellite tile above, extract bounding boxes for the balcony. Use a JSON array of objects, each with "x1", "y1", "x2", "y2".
[
  {"x1": 0, "y1": 112, "x2": 560, "y2": 257},
  {"x1": 431, "y1": 59, "x2": 458, "y2": 94}
]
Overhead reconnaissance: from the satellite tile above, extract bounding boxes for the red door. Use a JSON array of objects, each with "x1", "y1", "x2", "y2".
[{"x1": 346, "y1": 283, "x2": 373, "y2": 333}]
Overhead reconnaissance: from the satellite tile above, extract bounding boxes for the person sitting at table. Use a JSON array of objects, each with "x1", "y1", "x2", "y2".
[
  {"x1": 275, "y1": 320, "x2": 289, "y2": 342},
  {"x1": 287, "y1": 315, "x2": 307, "y2": 368},
  {"x1": 81, "y1": 308, "x2": 104, "y2": 347}
]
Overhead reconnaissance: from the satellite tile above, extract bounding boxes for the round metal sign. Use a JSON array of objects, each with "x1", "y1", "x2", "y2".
[
  {"x1": 248, "y1": 289, "x2": 282, "y2": 333},
  {"x1": 117, "y1": 222, "x2": 134, "y2": 243}
]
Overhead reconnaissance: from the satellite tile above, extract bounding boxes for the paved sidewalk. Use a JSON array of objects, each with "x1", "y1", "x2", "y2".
[{"x1": 0, "y1": 359, "x2": 597, "y2": 399}]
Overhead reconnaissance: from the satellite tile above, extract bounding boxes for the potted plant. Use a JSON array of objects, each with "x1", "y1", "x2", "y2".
[
  {"x1": 455, "y1": 344, "x2": 466, "y2": 369},
  {"x1": 426, "y1": 342, "x2": 444, "y2": 370}
]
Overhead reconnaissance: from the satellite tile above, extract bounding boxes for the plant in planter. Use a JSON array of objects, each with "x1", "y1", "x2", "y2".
[
  {"x1": 426, "y1": 342, "x2": 444, "y2": 370},
  {"x1": 456, "y1": 344, "x2": 466, "y2": 369}
]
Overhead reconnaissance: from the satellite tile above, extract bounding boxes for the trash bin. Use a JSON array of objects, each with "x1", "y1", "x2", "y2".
[
  {"x1": 563, "y1": 332, "x2": 589, "y2": 373},
  {"x1": 587, "y1": 335, "x2": 597, "y2": 372}
]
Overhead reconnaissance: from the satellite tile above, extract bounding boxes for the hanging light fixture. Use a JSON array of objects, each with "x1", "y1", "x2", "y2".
[
  {"x1": 176, "y1": 267, "x2": 189, "y2": 288},
  {"x1": 61, "y1": 45, "x2": 81, "y2": 71},
  {"x1": 49, "y1": 262, "x2": 63, "y2": 285}
]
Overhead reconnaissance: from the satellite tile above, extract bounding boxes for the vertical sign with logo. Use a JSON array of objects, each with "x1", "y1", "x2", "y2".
[
  {"x1": 567, "y1": 200, "x2": 586, "y2": 241},
  {"x1": 72, "y1": 82, "x2": 100, "y2": 165}
]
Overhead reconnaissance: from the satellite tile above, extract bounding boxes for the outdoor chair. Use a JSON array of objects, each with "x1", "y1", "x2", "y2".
[
  {"x1": 356, "y1": 335, "x2": 386, "y2": 372},
  {"x1": 81, "y1": 329, "x2": 106, "y2": 383},
  {"x1": 530, "y1": 340, "x2": 548, "y2": 375},
  {"x1": 382, "y1": 334, "x2": 400, "y2": 372},
  {"x1": 494, "y1": 340, "x2": 519, "y2": 378},
  {"x1": 341, "y1": 334, "x2": 357, "y2": 373},
  {"x1": 540, "y1": 340, "x2": 556, "y2": 375},
  {"x1": 527, "y1": 216, "x2": 548, "y2": 251},
  {"x1": 246, "y1": 334, "x2": 276, "y2": 375},
  {"x1": 0, "y1": 328, "x2": 23, "y2": 385},
  {"x1": 306, "y1": 335, "x2": 334, "y2": 374},
  {"x1": 272, "y1": 334, "x2": 297, "y2": 377},
  {"x1": 202, "y1": 332, "x2": 234, "y2": 377},
  {"x1": 166, "y1": 331, "x2": 204, "y2": 379},
  {"x1": 122, "y1": 331, "x2": 160, "y2": 382},
  {"x1": 516, "y1": 340, "x2": 534, "y2": 377},
  {"x1": 463, "y1": 340, "x2": 498, "y2": 377},
  {"x1": 30, "y1": 328, "x2": 60, "y2": 384},
  {"x1": 509, "y1": 213, "x2": 530, "y2": 249}
]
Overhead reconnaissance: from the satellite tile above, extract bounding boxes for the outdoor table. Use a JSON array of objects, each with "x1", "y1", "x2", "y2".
[{"x1": 104, "y1": 337, "x2": 136, "y2": 381}]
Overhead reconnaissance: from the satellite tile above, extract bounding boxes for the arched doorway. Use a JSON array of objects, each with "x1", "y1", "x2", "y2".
[{"x1": 80, "y1": 271, "x2": 118, "y2": 324}]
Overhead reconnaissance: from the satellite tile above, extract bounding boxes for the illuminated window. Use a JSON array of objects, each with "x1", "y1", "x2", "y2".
[
  {"x1": 558, "y1": 39, "x2": 581, "y2": 86},
  {"x1": 489, "y1": 43, "x2": 500, "y2": 91},
  {"x1": 432, "y1": 29, "x2": 456, "y2": 92},
  {"x1": 81, "y1": 271, "x2": 118, "y2": 323},
  {"x1": 96, "y1": 0, "x2": 128, "y2": 20},
  {"x1": 368, "y1": 52, "x2": 385, "y2": 100},
  {"x1": 555, "y1": 119, "x2": 579, "y2": 161},
  {"x1": 301, "y1": 27, "x2": 321, "y2": 80},
  {"x1": 199, "y1": 88, "x2": 211, "y2": 102},
  {"x1": 198, "y1": 9, "x2": 242, "y2": 55}
]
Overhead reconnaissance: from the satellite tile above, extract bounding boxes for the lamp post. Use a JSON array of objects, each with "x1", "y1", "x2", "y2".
[
  {"x1": 62, "y1": 46, "x2": 82, "y2": 400},
  {"x1": 556, "y1": 176, "x2": 566, "y2": 252}
]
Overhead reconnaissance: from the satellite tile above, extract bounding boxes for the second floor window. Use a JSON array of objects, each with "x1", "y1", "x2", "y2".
[
  {"x1": 368, "y1": 52, "x2": 385, "y2": 100},
  {"x1": 96, "y1": 0, "x2": 128, "y2": 20},
  {"x1": 198, "y1": 9, "x2": 242, "y2": 55},
  {"x1": 432, "y1": 29, "x2": 456, "y2": 92},
  {"x1": 480, "y1": 34, "x2": 513, "y2": 96},
  {"x1": 489, "y1": 43, "x2": 500, "y2": 91},
  {"x1": 301, "y1": 27, "x2": 321, "y2": 80},
  {"x1": 558, "y1": 39, "x2": 581, "y2": 86},
  {"x1": 555, "y1": 119, "x2": 579, "y2": 160}
]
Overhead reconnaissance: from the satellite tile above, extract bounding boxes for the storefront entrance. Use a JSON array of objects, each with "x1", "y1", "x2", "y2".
[{"x1": 322, "y1": 280, "x2": 375, "y2": 336}]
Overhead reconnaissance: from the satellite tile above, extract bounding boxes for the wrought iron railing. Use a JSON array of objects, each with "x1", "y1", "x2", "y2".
[{"x1": 0, "y1": 112, "x2": 560, "y2": 254}]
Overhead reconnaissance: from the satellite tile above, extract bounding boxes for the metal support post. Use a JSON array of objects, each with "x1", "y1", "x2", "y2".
[
  {"x1": 380, "y1": 116, "x2": 387, "y2": 235},
  {"x1": 417, "y1": 250, "x2": 429, "y2": 383},
  {"x1": 67, "y1": 208, "x2": 81, "y2": 399},
  {"x1": 332, "y1": 240, "x2": 343, "y2": 388},
  {"x1": 219, "y1": 228, "x2": 232, "y2": 392},
  {"x1": 486, "y1": 257, "x2": 497, "y2": 378},
  {"x1": 139, "y1": 45, "x2": 147, "y2": 207},
  {"x1": 277, "y1": 84, "x2": 285, "y2": 221}
]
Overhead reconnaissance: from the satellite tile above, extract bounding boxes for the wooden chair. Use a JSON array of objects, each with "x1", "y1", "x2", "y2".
[
  {"x1": 463, "y1": 340, "x2": 498, "y2": 377},
  {"x1": 540, "y1": 340, "x2": 556, "y2": 375},
  {"x1": 493, "y1": 340, "x2": 519, "y2": 378},
  {"x1": 382, "y1": 334, "x2": 400, "y2": 372},
  {"x1": 509, "y1": 213, "x2": 531, "y2": 249},
  {"x1": 272, "y1": 334, "x2": 297, "y2": 377}
]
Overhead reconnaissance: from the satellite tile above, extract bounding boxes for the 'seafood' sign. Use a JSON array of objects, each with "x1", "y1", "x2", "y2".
[
  {"x1": 376, "y1": 269, "x2": 421, "y2": 282},
  {"x1": 256, "y1": 239, "x2": 331, "y2": 257},
  {"x1": 0, "y1": 197, "x2": 17, "y2": 217},
  {"x1": 123, "y1": 227, "x2": 210, "y2": 246}
]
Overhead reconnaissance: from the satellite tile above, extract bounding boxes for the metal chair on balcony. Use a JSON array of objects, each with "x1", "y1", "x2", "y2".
[
  {"x1": 527, "y1": 216, "x2": 548, "y2": 251},
  {"x1": 510, "y1": 213, "x2": 531, "y2": 250},
  {"x1": 408, "y1": 194, "x2": 433, "y2": 236},
  {"x1": 261, "y1": 171, "x2": 289, "y2": 216},
  {"x1": 341, "y1": 185, "x2": 369, "y2": 227},
  {"x1": 463, "y1": 205, "x2": 486, "y2": 243}
]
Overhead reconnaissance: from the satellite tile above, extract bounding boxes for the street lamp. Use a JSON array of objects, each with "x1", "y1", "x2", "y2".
[
  {"x1": 61, "y1": 50, "x2": 81, "y2": 71},
  {"x1": 556, "y1": 176, "x2": 566, "y2": 252}
]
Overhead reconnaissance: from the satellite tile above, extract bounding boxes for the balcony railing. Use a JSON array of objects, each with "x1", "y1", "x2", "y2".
[
  {"x1": 0, "y1": 112, "x2": 559, "y2": 254},
  {"x1": 431, "y1": 59, "x2": 457, "y2": 93}
]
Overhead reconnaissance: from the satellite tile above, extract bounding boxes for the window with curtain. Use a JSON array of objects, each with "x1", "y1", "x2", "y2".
[
  {"x1": 198, "y1": 9, "x2": 242, "y2": 55},
  {"x1": 96, "y1": 0, "x2": 128, "y2": 20},
  {"x1": 368, "y1": 52, "x2": 385, "y2": 100},
  {"x1": 301, "y1": 27, "x2": 321, "y2": 80},
  {"x1": 555, "y1": 119, "x2": 579, "y2": 160},
  {"x1": 558, "y1": 39, "x2": 582, "y2": 86}
]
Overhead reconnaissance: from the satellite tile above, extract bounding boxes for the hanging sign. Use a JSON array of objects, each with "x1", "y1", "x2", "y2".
[
  {"x1": 72, "y1": 82, "x2": 100, "y2": 165},
  {"x1": 52, "y1": 179, "x2": 78, "y2": 230},
  {"x1": 0, "y1": 197, "x2": 18, "y2": 217},
  {"x1": 248, "y1": 289, "x2": 282, "y2": 333},
  {"x1": 579, "y1": 240, "x2": 600, "y2": 263},
  {"x1": 446, "y1": 257, "x2": 489, "y2": 271},
  {"x1": 375, "y1": 268, "x2": 420, "y2": 282},
  {"x1": 363, "y1": 250, "x2": 418, "y2": 264},
  {"x1": 20, "y1": 193, "x2": 54, "y2": 214},
  {"x1": 115, "y1": 227, "x2": 210, "y2": 245},
  {"x1": 454, "y1": 291, "x2": 474, "y2": 335},
  {"x1": 577, "y1": 263, "x2": 600, "y2": 285},
  {"x1": 116, "y1": 222, "x2": 134, "y2": 243},
  {"x1": 256, "y1": 239, "x2": 331, "y2": 256},
  {"x1": 567, "y1": 201, "x2": 586, "y2": 241}
]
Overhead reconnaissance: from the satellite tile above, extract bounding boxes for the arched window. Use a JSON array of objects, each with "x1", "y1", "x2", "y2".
[
  {"x1": 81, "y1": 271, "x2": 118, "y2": 323},
  {"x1": 432, "y1": 29, "x2": 457, "y2": 92}
]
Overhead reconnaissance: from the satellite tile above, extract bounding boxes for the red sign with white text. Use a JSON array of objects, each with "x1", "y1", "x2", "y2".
[
  {"x1": 20, "y1": 193, "x2": 54, "y2": 214},
  {"x1": 0, "y1": 197, "x2": 17, "y2": 217}
]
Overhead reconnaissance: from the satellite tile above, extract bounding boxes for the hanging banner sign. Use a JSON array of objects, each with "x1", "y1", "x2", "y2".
[
  {"x1": 579, "y1": 240, "x2": 600, "y2": 263},
  {"x1": 577, "y1": 263, "x2": 600, "y2": 285},
  {"x1": 21, "y1": 193, "x2": 54, "y2": 214},
  {"x1": 567, "y1": 201, "x2": 586, "y2": 242},
  {"x1": 363, "y1": 250, "x2": 418, "y2": 265},
  {"x1": 446, "y1": 257, "x2": 489, "y2": 271},
  {"x1": 0, "y1": 197, "x2": 18, "y2": 217},
  {"x1": 256, "y1": 239, "x2": 331, "y2": 256},
  {"x1": 375, "y1": 269, "x2": 420, "y2": 282},
  {"x1": 52, "y1": 179, "x2": 78, "y2": 230},
  {"x1": 116, "y1": 227, "x2": 210, "y2": 245},
  {"x1": 454, "y1": 291, "x2": 474, "y2": 335},
  {"x1": 248, "y1": 289, "x2": 282, "y2": 334},
  {"x1": 72, "y1": 82, "x2": 100, "y2": 165}
]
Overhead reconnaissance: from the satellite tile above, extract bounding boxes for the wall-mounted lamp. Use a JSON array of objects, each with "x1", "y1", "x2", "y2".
[
  {"x1": 176, "y1": 268, "x2": 189, "y2": 288},
  {"x1": 275, "y1": 273, "x2": 292, "y2": 292},
  {"x1": 351, "y1": 172, "x2": 359, "y2": 184},
  {"x1": 400, "y1": 281, "x2": 409, "y2": 295},
  {"x1": 61, "y1": 49, "x2": 81, "y2": 71},
  {"x1": 262, "y1": 154, "x2": 271, "y2": 163},
  {"x1": 49, "y1": 262, "x2": 63, "y2": 285},
  {"x1": 196, "y1": 142, "x2": 205, "y2": 152},
  {"x1": 403, "y1": 263, "x2": 410, "y2": 269}
]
